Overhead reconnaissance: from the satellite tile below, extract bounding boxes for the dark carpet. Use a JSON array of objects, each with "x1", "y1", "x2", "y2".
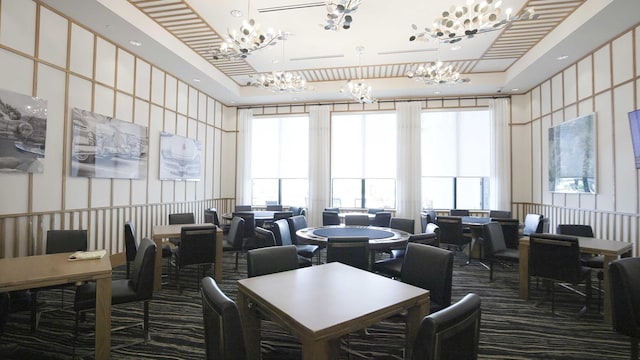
[{"x1": 0, "y1": 249, "x2": 632, "y2": 359}]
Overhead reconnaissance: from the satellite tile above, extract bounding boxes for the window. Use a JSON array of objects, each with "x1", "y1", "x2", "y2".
[
  {"x1": 251, "y1": 116, "x2": 309, "y2": 206},
  {"x1": 331, "y1": 113, "x2": 396, "y2": 208},
  {"x1": 421, "y1": 110, "x2": 490, "y2": 210}
]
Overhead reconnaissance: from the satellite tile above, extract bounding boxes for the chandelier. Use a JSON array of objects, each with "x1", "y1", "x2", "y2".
[
  {"x1": 409, "y1": 0, "x2": 538, "y2": 44},
  {"x1": 406, "y1": 61, "x2": 470, "y2": 85},
  {"x1": 340, "y1": 46, "x2": 377, "y2": 103},
  {"x1": 323, "y1": 0, "x2": 363, "y2": 31},
  {"x1": 210, "y1": 1, "x2": 281, "y2": 60},
  {"x1": 248, "y1": 36, "x2": 308, "y2": 93}
]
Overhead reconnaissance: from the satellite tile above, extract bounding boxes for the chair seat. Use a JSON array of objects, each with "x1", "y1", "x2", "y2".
[
  {"x1": 298, "y1": 255, "x2": 313, "y2": 268},
  {"x1": 74, "y1": 280, "x2": 140, "y2": 312},
  {"x1": 162, "y1": 244, "x2": 173, "y2": 258},
  {"x1": 582, "y1": 254, "x2": 604, "y2": 268},
  {"x1": 372, "y1": 257, "x2": 402, "y2": 278},
  {"x1": 490, "y1": 248, "x2": 520, "y2": 263},
  {"x1": 296, "y1": 244, "x2": 319, "y2": 258}
]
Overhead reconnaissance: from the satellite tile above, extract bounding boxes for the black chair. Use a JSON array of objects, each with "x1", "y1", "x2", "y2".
[
  {"x1": 124, "y1": 222, "x2": 137, "y2": 279},
  {"x1": 482, "y1": 222, "x2": 519, "y2": 281},
  {"x1": 372, "y1": 211, "x2": 392, "y2": 227},
  {"x1": 411, "y1": 293, "x2": 481, "y2": 360},
  {"x1": 492, "y1": 218, "x2": 520, "y2": 249},
  {"x1": 273, "y1": 211, "x2": 293, "y2": 221},
  {"x1": 233, "y1": 212, "x2": 258, "y2": 249},
  {"x1": 373, "y1": 230, "x2": 440, "y2": 279},
  {"x1": 436, "y1": 216, "x2": 472, "y2": 263},
  {"x1": 449, "y1": 209, "x2": 470, "y2": 216},
  {"x1": 324, "y1": 207, "x2": 340, "y2": 213},
  {"x1": 529, "y1": 233, "x2": 592, "y2": 316},
  {"x1": 222, "y1": 217, "x2": 245, "y2": 269},
  {"x1": 168, "y1": 213, "x2": 196, "y2": 246},
  {"x1": 270, "y1": 220, "x2": 313, "y2": 268},
  {"x1": 287, "y1": 215, "x2": 321, "y2": 264},
  {"x1": 489, "y1": 210, "x2": 512, "y2": 218},
  {"x1": 368, "y1": 208, "x2": 384, "y2": 214},
  {"x1": 609, "y1": 257, "x2": 640, "y2": 360},
  {"x1": 401, "y1": 242, "x2": 454, "y2": 313},
  {"x1": 247, "y1": 245, "x2": 299, "y2": 277},
  {"x1": 266, "y1": 204, "x2": 283, "y2": 211},
  {"x1": 31, "y1": 229, "x2": 88, "y2": 331},
  {"x1": 235, "y1": 205, "x2": 252, "y2": 212},
  {"x1": 391, "y1": 223, "x2": 440, "y2": 258},
  {"x1": 204, "y1": 208, "x2": 229, "y2": 234},
  {"x1": 200, "y1": 276, "x2": 246, "y2": 360},
  {"x1": 322, "y1": 211, "x2": 340, "y2": 226},
  {"x1": 522, "y1": 213, "x2": 544, "y2": 236},
  {"x1": 74, "y1": 237, "x2": 156, "y2": 351},
  {"x1": 289, "y1": 206, "x2": 301, "y2": 216},
  {"x1": 173, "y1": 225, "x2": 217, "y2": 292},
  {"x1": 326, "y1": 236, "x2": 370, "y2": 270},
  {"x1": 345, "y1": 213, "x2": 370, "y2": 226},
  {"x1": 389, "y1": 217, "x2": 415, "y2": 234}
]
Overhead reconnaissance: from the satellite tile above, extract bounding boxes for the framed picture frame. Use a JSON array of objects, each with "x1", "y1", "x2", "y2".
[{"x1": 159, "y1": 132, "x2": 201, "y2": 181}]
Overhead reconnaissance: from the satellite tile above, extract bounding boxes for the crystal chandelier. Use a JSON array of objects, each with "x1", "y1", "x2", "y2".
[
  {"x1": 409, "y1": 0, "x2": 538, "y2": 44},
  {"x1": 406, "y1": 61, "x2": 470, "y2": 85},
  {"x1": 323, "y1": 0, "x2": 363, "y2": 31},
  {"x1": 248, "y1": 36, "x2": 308, "y2": 93},
  {"x1": 210, "y1": 1, "x2": 281, "y2": 60},
  {"x1": 340, "y1": 46, "x2": 377, "y2": 103}
]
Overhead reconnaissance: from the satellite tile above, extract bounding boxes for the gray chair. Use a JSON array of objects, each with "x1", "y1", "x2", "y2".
[
  {"x1": 609, "y1": 257, "x2": 640, "y2": 360},
  {"x1": 372, "y1": 211, "x2": 392, "y2": 227},
  {"x1": 323, "y1": 211, "x2": 340, "y2": 226},
  {"x1": 267, "y1": 221, "x2": 312, "y2": 268},
  {"x1": 449, "y1": 209, "x2": 470, "y2": 216},
  {"x1": 489, "y1": 210, "x2": 512, "y2": 218},
  {"x1": 324, "y1": 207, "x2": 340, "y2": 213},
  {"x1": 389, "y1": 217, "x2": 415, "y2": 234},
  {"x1": 273, "y1": 211, "x2": 293, "y2": 221},
  {"x1": 124, "y1": 222, "x2": 137, "y2": 279},
  {"x1": 287, "y1": 215, "x2": 321, "y2": 264},
  {"x1": 401, "y1": 242, "x2": 454, "y2": 313},
  {"x1": 173, "y1": 225, "x2": 217, "y2": 292},
  {"x1": 482, "y1": 222, "x2": 519, "y2": 281},
  {"x1": 326, "y1": 236, "x2": 370, "y2": 270},
  {"x1": 247, "y1": 245, "x2": 299, "y2": 277},
  {"x1": 436, "y1": 216, "x2": 472, "y2": 263},
  {"x1": 266, "y1": 204, "x2": 283, "y2": 211},
  {"x1": 235, "y1": 205, "x2": 252, "y2": 212},
  {"x1": 222, "y1": 217, "x2": 245, "y2": 269},
  {"x1": 368, "y1": 208, "x2": 384, "y2": 214},
  {"x1": 168, "y1": 212, "x2": 195, "y2": 246},
  {"x1": 492, "y1": 218, "x2": 520, "y2": 249},
  {"x1": 373, "y1": 229, "x2": 440, "y2": 279},
  {"x1": 345, "y1": 213, "x2": 370, "y2": 226},
  {"x1": 411, "y1": 293, "x2": 481, "y2": 360},
  {"x1": 233, "y1": 212, "x2": 257, "y2": 249},
  {"x1": 200, "y1": 276, "x2": 246, "y2": 360}
]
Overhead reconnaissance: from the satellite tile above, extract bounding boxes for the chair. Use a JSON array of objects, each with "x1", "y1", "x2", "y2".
[
  {"x1": 200, "y1": 276, "x2": 246, "y2": 360},
  {"x1": 323, "y1": 211, "x2": 340, "y2": 226},
  {"x1": 389, "y1": 217, "x2": 415, "y2": 234},
  {"x1": 266, "y1": 204, "x2": 283, "y2": 211},
  {"x1": 222, "y1": 217, "x2": 245, "y2": 269},
  {"x1": 124, "y1": 222, "x2": 137, "y2": 279},
  {"x1": 168, "y1": 212, "x2": 195, "y2": 246},
  {"x1": 74, "y1": 237, "x2": 156, "y2": 351},
  {"x1": 273, "y1": 211, "x2": 293, "y2": 221},
  {"x1": 449, "y1": 209, "x2": 470, "y2": 217},
  {"x1": 345, "y1": 213, "x2": 370, "y2": 226},
  {"x1": 609, "y1": 257, "x2": 640, "y2": 360},
  {"x1": 436, "y1": 216, "x2": 472, "y2": 263},
  {"x1": 401, "y1": 242, "x2": 454, "y2": 313},
  {"x1": 247, "y1": 245, "x2": 300, "y2": 277},
  {"x1": 233, "y1": 212, "x2": 258, "y2": 249},
  {"x1": 288, "y1": 206, "x2": 301, "y2": 216},
  {"x1": 326, "y1": 236, "x2": 370, "y2": 270},
  {"x1": 204, "y1": 208, "x2": 229, "y2": 234},
  {"x1": 522, "y1": 213, "x2": 544, "y2": 236},
  {"x1": 492, "y1": 218, "x2": 520, "y2": 250},
  {"x1": 368, "y1": 208, "x2": 384, "y2": 214},
  {"x1": 529, "y1": 233, "x2": 592, "y2": 316},
  {"x1": 31, "y1": 229, "x2": 88, "y2": 331},
  {"x1": 372, "y1": 211, "x2": 392, "y2": 227},
  {"x1": 270, "y1": 220, "x2": 313, "y2": 268},
  {"x1": 373, "y1": 230, "x2": 440, "y2": 279},
  {"x1": 411, "y1": 293, "x2": 481, "y2": 360},
  {"x1": 235, "y1": 205, "x2": 252, "y2": 212},
  {"x1": 287, "y1": 215, "x2": 321, "y2": 264},
  {"x1": 173, "y1": 225, "x2": 217, "y2": 292},
  {"x1": 324, "y1": 207, "x2": 340, "y2": 213},
  {"x1": 482, "y1": 222, "x2": 519, "y2": 281},
  {"x1": 489, "y1": 210, "x2": 512, "y2": 218}
]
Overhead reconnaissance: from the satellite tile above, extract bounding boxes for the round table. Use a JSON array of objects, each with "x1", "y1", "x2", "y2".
[
  {"x1": 221, "y1": 211, "x2": 276, "y2": 222},
  {"x1": 296, "y1": 225, "x2": 411, "y2": 251}
]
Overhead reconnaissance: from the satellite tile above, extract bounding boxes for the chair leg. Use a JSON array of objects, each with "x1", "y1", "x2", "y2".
[
  {"x1": 631, "y1": 337, "x2": 639, "y2": 360},
  {"x1": 143, "y1": 301, "x2": 150, "y2": 342},
  {"x1": 489, "y1": 262, "x2": 494, "y2": 282},
  {"x1": 235, "y1": 252, "x2": 239, "y2": 270}
]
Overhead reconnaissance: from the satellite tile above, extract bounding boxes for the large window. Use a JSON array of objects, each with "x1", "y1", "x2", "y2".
[
  {"x1": 251, "y1": 116, "x2": 309, "y2": 206},
  {"x1": 331, "y1": 113, "x2": 396, "y2": 208},
  {"x1": 421, "y1": 110, "x2": 490, "y2": 210}
]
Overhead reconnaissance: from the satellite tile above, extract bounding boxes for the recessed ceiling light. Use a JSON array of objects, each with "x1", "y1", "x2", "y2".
[
  {"x1": 450, "y1": 45, "x2": 461, "y2": 51},
  {"x1": 511, "y1": 88, "x2": 519, "y2": 92},
  {"x1": 193, "y1": 78, "x2": 201, "y2": 83},
  {"x1": 434, "y1": 91, "x2": 441, "y2": 95},
  {"x1": 231, "y1": 10, "x2": 242, "y2": 17},
  {"x1": 129, "y1": 40, "x2": 142, "y2": 47},
  {"x1": 557, "y1": 55, "x2": 568, "y2": 60}
]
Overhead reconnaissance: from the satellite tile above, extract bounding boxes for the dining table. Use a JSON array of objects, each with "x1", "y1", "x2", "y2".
[
  {"x1": 237, "y1": 262, "x2": 430, "y2": 360},
  {"x1": 221, "y1": 210, "x2": 276, "y2": 222},
  {"x1": 519, "y1": 235, "x2": 633, "y2": 324}
]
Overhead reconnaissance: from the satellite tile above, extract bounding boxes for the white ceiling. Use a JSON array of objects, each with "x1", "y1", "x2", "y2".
[{"x1": 40, "y1": 0, "x2": 640, "y2": 106}]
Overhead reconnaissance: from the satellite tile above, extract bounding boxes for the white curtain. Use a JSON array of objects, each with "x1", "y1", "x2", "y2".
[
  {"x1": 236, "y1": 108, "x2": 253, "y2": 205},
  {"x1": 396, "y1": 102, "x2": 422, "y2": 233},
  {"x1": 489, "y1": 98, "x2": 511, "y2": 211},
  {"x1": 308, "y1": 105, "x2": 331, "y2": 227}
]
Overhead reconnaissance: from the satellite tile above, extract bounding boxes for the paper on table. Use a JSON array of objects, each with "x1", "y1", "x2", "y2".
[{"x1": 68, "y1": 249, "x2": 107, "y2": 261}]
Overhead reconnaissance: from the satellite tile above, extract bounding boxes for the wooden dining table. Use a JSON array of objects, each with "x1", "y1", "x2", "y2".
[
  {"x1": 0, "y1": 252, "x2": 112, "y2": 359},
  {"x1": 237, "y1": 262, "x2": 430, "y2": 360},
  {"x1": 519, "y1": 235, "x2": 633, "y2": 324},
  {"x1": 151, "y1": 224, "x2": 223, "y2": 291}
]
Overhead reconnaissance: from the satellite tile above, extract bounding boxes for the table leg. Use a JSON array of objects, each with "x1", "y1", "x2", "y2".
[
  {"x1": 152, "y1": 236, "x2": 163, "y2": 291},
  {"x1": 602, "y1": 254, "x2": 618, "y2": 324},
  {"x1": 405, "y1": 300, "x2": 430, "y2": 359},
  {"x1": 95, "y1": 275, "x2": 112, "y2": 359},
  {"x1": 519, "y1": 240, "x2": 530, "y2": 299},
  {"x1": 214, "y1": 228, "x2": 223, "y2": 283},
  {"x1": 237, "y1": 290, "x2": 261, "y2": 359},
  {"x1": 301, "y1": 338, "x2": 338, "y2": 360}
]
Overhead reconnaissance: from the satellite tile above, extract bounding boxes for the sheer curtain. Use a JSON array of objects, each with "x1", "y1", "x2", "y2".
[
  {"x1": 308, "y1": 105, "x2": 331, "y2": 227},
  {"x1": 236, "y1": 108, "x2": 253, "y2": 205},
  {"x1": 489, "y1": 98, "x2": 511, "y2": 211},
  {"x1": 396, "y1": 102, "x2": 422, "y2": 233}
]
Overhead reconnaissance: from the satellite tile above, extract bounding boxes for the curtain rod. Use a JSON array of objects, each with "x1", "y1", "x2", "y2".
[{"x1": 236, "y1": 95, "x2": 511, "y2": 110}]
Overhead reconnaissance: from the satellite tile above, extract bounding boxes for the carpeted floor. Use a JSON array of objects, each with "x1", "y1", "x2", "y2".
[{"x1": 0, "y1": 248, "x2": 632, "y2": 359}]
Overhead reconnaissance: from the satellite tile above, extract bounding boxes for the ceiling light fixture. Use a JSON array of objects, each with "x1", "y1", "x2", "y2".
[
  {"x1": 323, "y1": 0, "x2": 363, "y2": 30},
  {"x1": 406, "y1": 60, "x2": 470, "y2": 85},
  {"x1": 409, "y1": 0, "x2": 538, "y2": 44},
  {"x1": 210, "y1": 0, "x2": 281, "y2": 60},
  {"x1": 340, "y1": 46, "x2": 377, "y2": 103},
  {"x1": 248, "y1": 34, "x2": 308, "y2": 93}
]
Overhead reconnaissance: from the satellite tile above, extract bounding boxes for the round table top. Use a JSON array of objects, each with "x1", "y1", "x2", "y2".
[
  {"x1": 221, "y1": 211, "x2": 276, "y2": 221},
  {"x1": 296, "y1": 225, "x2": 411, "y2": 250}
]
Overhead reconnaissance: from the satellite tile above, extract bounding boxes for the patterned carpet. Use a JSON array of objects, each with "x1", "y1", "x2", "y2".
[{"x1": 0, "y1": 248, "x2": 632, "y2": 359}]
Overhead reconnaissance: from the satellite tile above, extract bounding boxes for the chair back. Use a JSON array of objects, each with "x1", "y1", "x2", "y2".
[
  {"x1": 411, "y1": 293, "x2": 481, "y2": 360},
  {"x1": 390, "y1": 217, "x2": 415, "y2": 234},
  {"x1": 372, "y1": 212, "x2": 392, "y2": 227},
  {"x1": 289, "y1": 206, "x2": 301, "y2": 216},
  {"x1": 272, "y1": 219, "x2": 293, "y2": 246},
  {"x1": 522, "y1": 213, "x2": 543, "y2": 236},
  {"x1": 408, "y1": 232, "x2": 440, "y2": 247},
  {"x1": 322, "y1": 211, "x2": 340, "y2": 226},
  {"x1": 169, "y1": 212, "x2": 195, "y2": 225},
  {"x1": 324, "y1": 207, "x2": 340, "y2": 213},
  {"x1": 492, "y1": 218, "x2": 520, "y2": 249},
  {"x1": 326, "y1": 236, "x2": 370, "y2": 270},
  {"x1": 529, "y1": 233, "x2": 583, "y2": 284},
  {"x1": 266, "y1": 204, "x2": 283, "y2": 211},
  {"x1": 130, "y1": 237, "x2": 157, "y2": 300},
  {"x1": 345, "y1": 214, "x2": 370, "y2": 226},
  {"x1": 368, "y1": 208, "x2": 384, "y2": 214},
  {"x1": 235, "y1": 205, "x2": 252, "y2": 212},
  {"x1": 178, "y1": 225, "x2": 217, "y2": 269},
  {"x1": 287, "y1": 215, "x2": 308, "y2": 245},
  {"x1": 449, "y1": 209, "x2": 470, "y2": 217},
  {"x1": 227, "y1": 217, "x2": 245, "y2": 250},
  {"x1": 46, "y1": 230, "x2": 88, "y2": 254},
  {"x1": 482, "y1": 222, "x2": 507, "y2": 256},
  {"x1": 204, "y1": 208, "x2": 221, "y2": 226},
  {"x1": 609, "y1": 257, "x2": 640, "y2": 340},
  {"x1": 233, "y1": 212, "x2": 256, "y2": 239},
  {"x1": 556, "y1": 224, "x2": 594, "y2": 238},
  {"x1": 200, "y1": 276, "x2": 246, "y2": 360},
  {"x1": 273, "y1": 211, "x2": 293, "y2": 221},
  {"x1": 489, "y1": 210, "x2": 512, "y2": 218},
  {"x1": 124, "y1": 222, "x2": 137, "y2": 263},
  {"x1": 247, "y1": 245, "x2": 299, "y2": 277},
  {"x1": 436, "y1": 216, "x2": 466, "y2": 247},
  {"x1": 401, "y1": 242, "x2": 453, "y2": 312}
]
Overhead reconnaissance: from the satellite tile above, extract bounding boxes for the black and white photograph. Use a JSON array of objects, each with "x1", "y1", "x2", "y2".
[
  {"x1": 159, "y1": 132, "x2": 201, "y2": 181},
  {"x1": 0, "y1": 88, "x2": 47, "y2": 173},
  {"x1": 70, "y1": 108, "x2": 148, "y2": 179}
]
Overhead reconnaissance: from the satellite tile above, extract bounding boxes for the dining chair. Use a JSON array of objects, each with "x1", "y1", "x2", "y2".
[
  {"x1": 271, "y1": 219, "x2": 314, "y2": 267},
  {"x1": 247, "y1": 245, "x2": 299, "y2": 277},
  {"x1": 344, "y1": 213, "x2": 370, "y2": 226},
  {"x1": 222, "y1": 217, "x2": 245, "y2": 269},
  {"x1": 401, "y1": 242, "x2": 453, "y2": 313},
  {"x1": 234, "y1": 205, "x2": 252, "y2": 212},
  {"x1": 482, "y1": 222, "x2": 519, "y2": 281},
  {"x1": 436, "y1": 216, "x2": 471, "y2": 263},
  {"x1": 389, "y1": 217, "x2": 415, "y2": 234},
  {"x1": 322, "y1": 211, "x2": 341, "y2": 226},
  {"x1": 367, "y1": 207, "x2": 384, "y2": 214},
  {"x1": 266, "y1": 204, "x2": 283, "y2": 211},
  {"x1": 522, "y1": 213, "x2": 544, "y2": 236},
  {"x1": 124, "y1": 222, "x2": 137, "y2": 279},
  {"x1": 200, "y1": 276, "x2": 246, "y2": 360},
  {"x1": 324, "y1": 207, "x2": 340, "y2": 213},
  {"x1": 326, "y1": 236, "x2": 370, "y2": 270},
  {"x1": 372, "y1": 229, "x2": 440, "y2": 279},
  {"x1": 489, "y1": 210, "x2": 512, "y2": 218},
  {"x1": 372, "y1": 211, "x2": 392, "y2": 227},
  {"x1": 173, "y1": 225, "x2": 218, "y2": 292},
  {"x1": 449, "y1": 209, "x2": 470, "y2": 217},
  {"x1": 233, "y1": 212, "x2": 257, "y2": 249},
  {"x1": 609, "y1": 257, "x2": 640, "y2": 360},
  {"x1": 168, "y1": 212, "x2": 195, "y2": 246},
  {"x1": 491, "y1": 218, "x2": 520, "y2": 249},
  {"x1": 287, "y1": 215, "x2": 321, "y2": 264}
]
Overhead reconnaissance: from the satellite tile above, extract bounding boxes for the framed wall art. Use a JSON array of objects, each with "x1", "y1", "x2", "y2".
[{"x1": 159, "y1": 132, "x2": 201, "y2": 181}]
